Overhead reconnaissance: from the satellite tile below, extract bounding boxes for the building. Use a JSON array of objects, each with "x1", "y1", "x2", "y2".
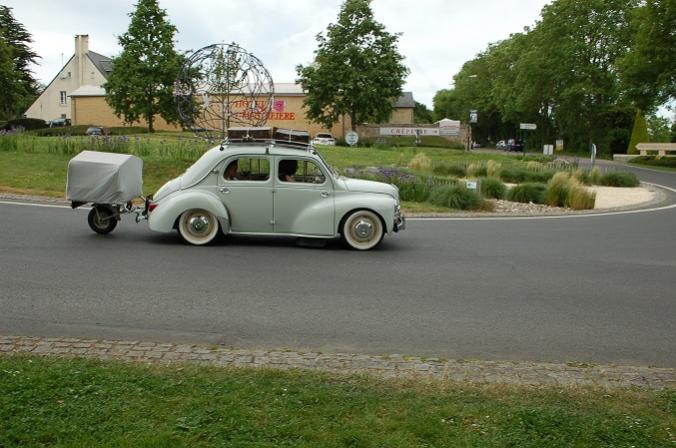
[
  {"x1": 25, "y1": 35, "x2": 111, "y2": 122},
  {"x1": 27, "y1": 35, "x2": 416, "y2": 137}
]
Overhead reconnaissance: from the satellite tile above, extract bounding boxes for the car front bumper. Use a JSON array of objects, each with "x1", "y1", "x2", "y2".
[{"x1": 394, "y1": 214, "x2": 406, "y2": 232}]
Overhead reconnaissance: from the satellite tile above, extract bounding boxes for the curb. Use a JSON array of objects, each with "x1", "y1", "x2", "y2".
[{"x1": 1, "y1": 335, "x2": 674, "y2": 390}]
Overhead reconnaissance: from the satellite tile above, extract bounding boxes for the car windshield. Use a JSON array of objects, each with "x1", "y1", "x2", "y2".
[{"x1": 316, "y1": 134, "x2": 332, "y2": 139}]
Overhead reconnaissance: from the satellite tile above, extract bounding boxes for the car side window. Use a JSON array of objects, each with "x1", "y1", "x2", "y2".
[
  {"x1": 224, "y1": 157, "x2": 270, "y2": 182},
  {"x1": 278, "y1": 159, "x2": 326, "y2": 184}
]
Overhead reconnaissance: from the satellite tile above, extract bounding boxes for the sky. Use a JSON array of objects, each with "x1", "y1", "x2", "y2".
[{"x1": 4, "y1": 0, "x2": 552, "y2": 109}]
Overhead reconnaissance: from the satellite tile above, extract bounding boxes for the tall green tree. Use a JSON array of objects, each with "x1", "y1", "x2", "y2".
[
  {"x1": 413, "y1": 101, "x2": 433, "y2": 124},
  {"x1": 0, "y1": 38, "x2": 24, "y2": 120},
  {"x1": 627, "y1": 110, "x2": 650, "y2": 154},
  {"x1": 296, "y1": 0, "x2": 409, "y2": 131},
  {"x1": 104, "y1": 0, "x2": 183, "y2": 132},
  {"x1": 0, "y1": 5, "x2": 40, "y2": 117},
  {"x1": 620, "y1": 0, "x2": 676, "y2": 110}
]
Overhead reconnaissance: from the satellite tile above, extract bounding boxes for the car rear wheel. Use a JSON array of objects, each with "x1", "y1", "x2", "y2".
[
  {"x1": 341, "y1": 210, "x2": 384, "y2": 251},
  {"x1": 178, "y1": 209, "x2": 219, "y2": 246}
]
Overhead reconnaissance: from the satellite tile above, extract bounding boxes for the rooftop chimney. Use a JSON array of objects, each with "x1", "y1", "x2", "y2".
[{"x1": 74, "y1": 35, "x2": 89, "y2": 85}]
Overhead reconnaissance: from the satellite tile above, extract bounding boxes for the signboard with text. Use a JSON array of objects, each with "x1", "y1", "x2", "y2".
[
  {"x1": 439, "y1": 120, "x2": 461, "y2": 136},
  {"x1": 520, "y1": 123, "x2": 537, "y2": 130},
  {"x1": 380, "y1": 127, "x2": 440, "y2": 136}
]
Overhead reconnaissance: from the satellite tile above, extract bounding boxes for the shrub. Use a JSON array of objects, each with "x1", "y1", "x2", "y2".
[
  {"x1": 466, "y1": 162, "x2": 487, "y2": 178},
  {"x1": 486, "y1": 160, "x2": 502, "y2": 178},
  {"x1": 526, "y1": 161, "x2": 544, "y2": 171},
  {"x1": 30, "y1": 125, "x2": 150, "y2": 137},
  {"x1": 629, "y1": 156, "x2": 676, "y2": 168},
  {"x1": 2, "y1": 118, "x2": 47, "y2": 131},
  {"x1": 600, "y1": 171, "x2": 639, "y2": 187},
  {"x1": 546, "y1": 172, "x2": 573, "y2": 207},
  {"x1": 567, "y1": 184, "x2": 596, "y2": 210},
  {"x1": 433, "y1": 163, "x2": 465, "y2": 177},
  {"x1": 408, "y1": 152, "x2": 432, "y2": 171},
  {"x1": 500, "y1": 167, "x2": 556, "y2": 183},
  {"x1": 506, "y1": 182, "x2": 547, "y2": 204},
  {"x1": 585, "y1": 167, "x2": 602, "y2": 185},
  {"x1": 479, "y1": 177, "x2": 507, "y2": 199},
  {"x1": 429, "y1": 184, "x2": 483, "y2": 210},
  {"x1": 396, "y1": 180, "x2": 431, "y2": 202}
]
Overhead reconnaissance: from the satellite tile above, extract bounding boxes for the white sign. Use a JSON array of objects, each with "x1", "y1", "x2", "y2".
[
  {"x1": 465, "y1": 181, "x2": 478, "y2": 190},
  {"x1": 543, "y1": 144, "x2": 554, "y2": 155},
  {"x1": 439, "y1": 120, "x2": 461, "y2": 136},
  {"x1": 345, "y1": 131, "x2": 359, "y2": 146},
  {"x1": 380, "y1": 127, "x2": 440, "y2": 136},
  {"x1": 520, "y1": 123, "x2": 537, "y2": 130},
  {"x1": 469, "y1": 110, "x2": 478, "y2": 124}
]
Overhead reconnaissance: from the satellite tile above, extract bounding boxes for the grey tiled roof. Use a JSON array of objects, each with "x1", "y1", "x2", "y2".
[
  {"x1": 394, "y1": 92, "x2": 415, "y2": 108},
  {"x1": 87, "y1": 51, "x2": 113, "y2": 78}
]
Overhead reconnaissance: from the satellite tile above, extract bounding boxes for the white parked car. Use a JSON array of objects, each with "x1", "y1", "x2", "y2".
[
  {"x1": 146, "y1": 130, "x2": 405, "y2": 250},
  {"x1": 311, "y1": 133, "x2": 336, "y2": 146}
]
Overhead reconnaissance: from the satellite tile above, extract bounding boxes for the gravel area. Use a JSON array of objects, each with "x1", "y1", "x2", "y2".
[{"x1": 2, "y1": 335, "x2": 674, "y2": 389}]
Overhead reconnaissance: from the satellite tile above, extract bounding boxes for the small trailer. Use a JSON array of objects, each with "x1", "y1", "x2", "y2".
[{"x1": 66, "y1": 150, "x2": 149, "y2": 234}]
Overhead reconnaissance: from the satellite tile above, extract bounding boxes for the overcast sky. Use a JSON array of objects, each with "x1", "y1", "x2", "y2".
[{"x1": 5, "y1": 0, "x2": 550, "y2": 108}]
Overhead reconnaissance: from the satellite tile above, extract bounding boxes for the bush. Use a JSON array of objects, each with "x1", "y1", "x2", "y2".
[
  {"x1": 408, "y1": 152, "x2": 432, "y2": 171},
  {"x1": 2, "y1": 118, "x2": 47, "y2": 131},
  {"x1": 466, "y1": 162, "x2": 487, "y2": 178},
  {"x1": 429, "y1": 184, "x2": 483, "y2": 210},
  {"x1": 600, "y1": 171, "x2": 639, "y2": 187},
  {"x1": 486, "y1": 160, "x2": 502, "y2": 178},
  {"x1": 526, "y1": 161, "x2": 544, "y2": 171},
  {"x1": 500, "y1": 167, "x2": 556, "y2": 183},
  {"x1": 396, "y1": 180, "x2": 432, "y2": 202},
  {"x1": 546, "y1": 172, "x2": 573, "y2": 207},
  {"x1": 629, "y1": 156, "x2": 676, "y2": 169},
  {"x1": 567, "y1": 184, "x2": 596, "y2": 210},
  {"x1": 506, "y1": 182, "x2": 547, "y2": 204},
  {"x1": 30, "y1": 126, "x2": 150, "y2": 136},
  {"x1": 584, "y1": 167, "x2": 602, "y2": 185},
  {"x1": 433, "y1": 163, "x2": 465, "y2": 177},
  {"x1": 479, "y1": 177, "x2": 507, "y2": 199}
]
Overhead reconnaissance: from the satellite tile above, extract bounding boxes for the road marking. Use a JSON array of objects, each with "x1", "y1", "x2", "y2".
[{"x1": 2, "y1": 182, "x2": 675, "y2": 221}]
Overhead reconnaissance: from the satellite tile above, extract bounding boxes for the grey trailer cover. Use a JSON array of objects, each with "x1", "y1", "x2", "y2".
[{"x1": 66, "y1": 151, "x2": 143, "y2": 203}]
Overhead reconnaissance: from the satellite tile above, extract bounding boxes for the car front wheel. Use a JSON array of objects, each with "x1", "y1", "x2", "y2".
[
  {"x1": 341, "y1": 210, "x2": 384, "y2": 251},
  {"x1": 178, "y1": 209, "x2": 219, "y2": 245}
]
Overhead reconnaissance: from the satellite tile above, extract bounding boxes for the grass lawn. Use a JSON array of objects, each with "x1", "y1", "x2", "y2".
[{"x1": 0, "y1": 356, "x2": 673, "y2": 447}]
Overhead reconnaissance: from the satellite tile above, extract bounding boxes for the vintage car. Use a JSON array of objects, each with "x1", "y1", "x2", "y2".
[{"x1": 146, "y1": 129, "x2": 405, "y2": 250}]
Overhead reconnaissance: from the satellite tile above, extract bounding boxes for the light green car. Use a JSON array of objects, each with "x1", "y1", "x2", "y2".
[{"x1": 147, "y1": 139, "x2": 406, "y2": 250}]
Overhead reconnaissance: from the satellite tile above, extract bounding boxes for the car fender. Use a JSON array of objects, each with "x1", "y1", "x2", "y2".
[
  {"x1": 334, "y1": 193, "x2": 397, "y2": 235},
  {"x1": 148, "y1": 190, "x2": 230, "y2": 234}
]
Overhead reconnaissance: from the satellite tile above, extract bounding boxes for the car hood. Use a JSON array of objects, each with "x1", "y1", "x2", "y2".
[{"x1": 341, "y1": 178, "x2": 399, "y2": 201}]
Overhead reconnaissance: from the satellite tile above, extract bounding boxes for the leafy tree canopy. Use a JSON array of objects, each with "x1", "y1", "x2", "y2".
[
  {"x1": 0, "y1": 38, "x2": 24, "y2": 120},
  {"x1": 104, "y1": 0, "x2": 183, "y2": 132},
  {"x1": 296, "y1": 0, "x2": 409, "y2": 130},
  {"x1": 413, "y1": 101, "x2": 433, "y2": 124},
  {"x1": 0, "y1": 5, "x2": 40, "y2": 117}
]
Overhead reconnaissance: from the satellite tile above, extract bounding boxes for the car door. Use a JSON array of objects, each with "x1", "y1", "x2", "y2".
[
  {"x1": 217, "y1": 156, "x2": 274, "y2": 233},
  {"x1": 273, "y1": 157, "x2": 334, "y2": 236}
]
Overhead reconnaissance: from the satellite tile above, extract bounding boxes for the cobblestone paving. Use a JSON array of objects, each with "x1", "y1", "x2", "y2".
[{"x1": 1, "y1": 335, "x2": 674, "y2": 389}]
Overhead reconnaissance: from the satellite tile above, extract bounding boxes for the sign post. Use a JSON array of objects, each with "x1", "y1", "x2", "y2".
[
  {"x1": 519, "y1": 123, "x2": 537, "y2": 153},
  {"x1": 345, "y1": 131, "x2": 359, "y2": 147},
  {"x1": 468, "y1": 110, "x2": 478, "y2": 151}
]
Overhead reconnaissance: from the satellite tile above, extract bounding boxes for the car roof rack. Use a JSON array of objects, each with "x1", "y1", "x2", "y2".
[{"x1": 223, "y1": 127, "x2": 312, "y2": 151}]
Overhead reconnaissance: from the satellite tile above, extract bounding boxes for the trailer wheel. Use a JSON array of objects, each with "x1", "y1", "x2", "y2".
[
  {"x1": 178, "y1": 209, "x2": 219, "y2": 245},
  {"x1": 88, "y1": 205, "x2": 118, "y2": 234}
]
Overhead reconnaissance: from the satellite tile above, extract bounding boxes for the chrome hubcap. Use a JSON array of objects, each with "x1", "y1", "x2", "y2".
[
  {"x1": 188, "y1": 215, "x2": 210, "y2": 235},
  {"x1": 354, "y1": 219, "x2": 373, "y2": 239}
]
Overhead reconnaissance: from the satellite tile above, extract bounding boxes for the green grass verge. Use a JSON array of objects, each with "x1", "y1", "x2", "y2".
[{"x1": 1, "y1": 356, "x2": 674, "y2": 447}]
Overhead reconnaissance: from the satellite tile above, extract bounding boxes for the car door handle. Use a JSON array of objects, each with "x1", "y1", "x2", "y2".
[
  {"x1": 219, "y1": 187, "x2": 230, "y2": 194},
  {"x1": 320, "y1": 191, "x2": 330, "y2": 198}
]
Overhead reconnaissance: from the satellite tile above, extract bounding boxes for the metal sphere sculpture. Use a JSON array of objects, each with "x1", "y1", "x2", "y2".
[{"x1": 175, "y1": 43, "x2": 274, "y2": 142}]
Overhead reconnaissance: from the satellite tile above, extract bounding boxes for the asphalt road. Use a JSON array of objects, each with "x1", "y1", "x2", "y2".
[{"x1": 1, "y1": 162, "x2": 675, "y2": 367}]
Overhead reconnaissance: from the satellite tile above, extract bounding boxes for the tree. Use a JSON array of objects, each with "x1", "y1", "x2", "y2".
[
  {"x1": 646, "y1": 115, "x2": 672, "y2": 142},
  {"x1": 0, "y1": 5, "x2": 40, "y2": 117},
  {"x1": 413, "y1": 102, "x2": 433, "y2": 124},
  {"x1": 0, "y1": 38, "x2": 24, "y2": 120},
  {"x1": 104, "y1": 0, "x2": 183, "y2": 132},
  {"x1": 627, "y1": 110, "x2": 650, "y2": 154},
  {"x1": 620, "y1": 0, "x2": 676, "y2": 110},
  {"x1": 296, "y1": 0, "x2": 409, "y2": 130}
]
